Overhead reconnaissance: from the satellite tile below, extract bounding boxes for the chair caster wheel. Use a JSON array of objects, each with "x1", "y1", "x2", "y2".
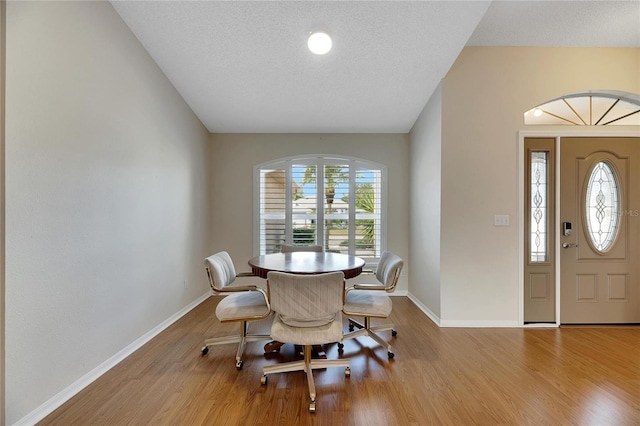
[
  {"x1": 345, "y1": 367, "x2": 351, "y2": 377},
  {"x1": 338, "y1": 342, "x2": 344, "y2": 352},
  {"x1": 388, "y1": 351, "x2": 395, "y2": 360},
  {"x1": 392, "y1": 329, "x2": 397, "y2": 336},
  {"x1": 348, "y1": 324, "x2": 354, "y2": 332},
  {"x1": 235, "y1": 360, "x2": 244, "y2": 369},
  {"x1": 264, "y1": 341, "x2": 281, "y2": 353},
  {"x1": 260, "y1": 375, "x2": 268, "y2": 385},
  {"x1": 309, "y1": 401, "x2": 316, "y2": 412},
  {"x1": 201, "y1": 346, "x2": 209, "y2": 355}
]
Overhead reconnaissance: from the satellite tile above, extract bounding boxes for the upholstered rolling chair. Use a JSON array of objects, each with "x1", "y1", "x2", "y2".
[
  {"x1": 342, "y1": 251, "x2": 404, "y2": 360},
  {"x1": 262, "y1": 243, "x2": 323, "y2": 355},
  {"x1": 261, "y1": 271, "x2": 350, "y2": 413},
  {"x1": 280, "y1": 244, "x2": 324, "y2": 253},
  {"x1": 202, "y1": 251, "x2": 271, "y2": 369}
]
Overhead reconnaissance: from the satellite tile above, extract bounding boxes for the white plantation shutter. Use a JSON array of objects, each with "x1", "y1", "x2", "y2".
[
  {"x1": 259, "y1": 168, "x2": 286, "y2": 254},
  {"x1": 255, "y1": 156, "x2": 386, "y2": 265},
  {"x1": 354, "y1": 167, "x2": 382, "y2": 261}
]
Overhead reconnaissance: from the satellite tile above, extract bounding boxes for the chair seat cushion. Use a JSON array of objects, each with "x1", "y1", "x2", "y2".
[
  {"x1": 343, "y1": 290, "x2": 392, "y2": 317},
  {"x1": 271, "y1": 312, "x2": 343, "y2": 345},
  {"x1": 215, "y1": 291, "x2": 269, "y2": 321}
]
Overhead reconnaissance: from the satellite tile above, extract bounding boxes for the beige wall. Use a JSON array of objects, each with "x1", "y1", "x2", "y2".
[
  {"x1": 209, "y1": 133, "x2": 410, "y2": 292},
  {"x1": 5, "y1": 2, "x2": 210, "y2": 423},
  {"x1": 437, "y1": 47, "x2": 639, "y2": 325},
  {"x1": 1, "y1": 0, "x2": 5, "y2": 422},
  {"x1": 408, "y1": 84, "x2": 442, "y2": 319}
]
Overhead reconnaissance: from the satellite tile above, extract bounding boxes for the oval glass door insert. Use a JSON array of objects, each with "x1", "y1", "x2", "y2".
[{"x1": 585, "y1": 161, "x2": 620, "y2": 252}]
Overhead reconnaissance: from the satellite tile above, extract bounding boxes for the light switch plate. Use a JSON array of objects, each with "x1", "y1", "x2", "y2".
[{"x1": 494, "y1": 214, "x2": 510, "y2": 226}]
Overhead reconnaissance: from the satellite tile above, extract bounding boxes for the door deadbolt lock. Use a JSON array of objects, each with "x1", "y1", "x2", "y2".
[{"x1": 562, "y1": 243, "x2": 578, "y2": 248}]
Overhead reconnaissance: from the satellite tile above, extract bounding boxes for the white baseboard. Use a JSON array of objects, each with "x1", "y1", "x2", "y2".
[
  {"x1": 13, "y1": 292, "x2": 211, "y2": 426},
  {"x1": 406, "y1": 293, "x2": 521, "y2": 328},
  {"x1": 438, "y1": 319, "x2": 521, "y2": 327},
  {"x1": 524, "y1": 322, "x2": 559, "y2": 328},
  {"x1": 407, "y1": 293, "x2": 441, "y2": 326}
]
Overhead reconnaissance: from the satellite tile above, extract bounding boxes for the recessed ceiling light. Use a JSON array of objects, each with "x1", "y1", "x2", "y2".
[{"x1": 308, "y1": 31, "x2": 332, "y2": 55}]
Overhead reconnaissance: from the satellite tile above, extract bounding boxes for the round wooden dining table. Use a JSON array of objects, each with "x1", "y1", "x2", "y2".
[
  {"x1": 248, "y1": 251, "x2": 365, "y2": 279},
  {"x1": 248, "y1": 251, "x2": 366, "y2": 355}
]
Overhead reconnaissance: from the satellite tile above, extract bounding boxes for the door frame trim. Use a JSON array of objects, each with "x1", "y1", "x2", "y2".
[{"x1": 517, "y1": 129, "x2": 640, "y2": 327}]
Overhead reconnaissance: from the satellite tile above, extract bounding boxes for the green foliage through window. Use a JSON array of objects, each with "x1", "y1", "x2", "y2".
[{"x1": 256, "y1": 156, "x2": 385, "y2": 262}]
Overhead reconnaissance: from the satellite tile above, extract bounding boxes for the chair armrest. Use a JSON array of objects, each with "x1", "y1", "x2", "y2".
[
  {"x1": 256, "y1": 287, "x2": 271, "y2": 312},
  {"x1": 350, "y1": 283, "x2": 387, "y2": 291},
  {"x1": 220, "y1": 284, "x2": 259, "y2": 293},
  {"x1": 213, "y1": 272, "x2": 258, "y2": 293}
]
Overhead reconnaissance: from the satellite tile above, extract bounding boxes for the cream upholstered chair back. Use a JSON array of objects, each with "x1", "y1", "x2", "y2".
[
  {"x1": 205, "y1": 251, "x2": 239, "y2": 292},
  {"x1": 267, "y1": 271, "x2": 344, "y2": 329},
  {"x1": 375, "y1": 251, "x2": 404, "y2": 293},
  {"x1": 280, "y1": 244, "x2": 324, "y2": 253},
  {"x1": 262, "y1": 270, "x2": 349, "y2": 412}
]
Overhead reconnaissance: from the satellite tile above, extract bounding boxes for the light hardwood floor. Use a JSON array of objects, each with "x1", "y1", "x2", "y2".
[{"x1": 40, "y1": 297, "x2": 640, "y2": 425}]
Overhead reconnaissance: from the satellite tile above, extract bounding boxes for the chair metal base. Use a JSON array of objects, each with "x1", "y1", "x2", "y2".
[
  {"x1": 201, "y1": 320, "x2": 271, "y2": 369},
  {"x1": 343, "y1": 317, "x2": 396, "y2": 359},
  {"x1": 261, "y1": 344, "x2": 350, "y2": 412}
]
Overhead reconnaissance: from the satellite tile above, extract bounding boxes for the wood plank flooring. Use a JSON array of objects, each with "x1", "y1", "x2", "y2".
[{"x1": 39, "y1": 297, "x2": 640, "y2": 425}]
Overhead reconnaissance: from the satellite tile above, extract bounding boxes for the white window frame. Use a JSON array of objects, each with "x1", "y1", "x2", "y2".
[{"x1": 253, "y1": 155, "x2": 387, "y2": 265}]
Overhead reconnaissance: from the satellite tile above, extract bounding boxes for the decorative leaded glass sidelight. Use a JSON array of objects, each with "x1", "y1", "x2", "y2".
[
  {"x1": 585, "y1": 161, "x2": 621, "y2": 252},
  {"x1": 530, "y1": 152, "x2": 548, "y2": 262}
]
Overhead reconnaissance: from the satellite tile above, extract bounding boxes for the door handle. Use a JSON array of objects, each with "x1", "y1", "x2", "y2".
[{"x1": 562, "y1": 243, "x2": 578, "y2": 248}]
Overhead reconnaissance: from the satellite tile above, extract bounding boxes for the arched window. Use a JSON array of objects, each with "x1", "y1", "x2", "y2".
[
  {"x1": 524, "y1": 90, "x2": 640, "y2": 126},
  {"x1": 254, "y1": 155, "x2": 386, "y2": 264}
]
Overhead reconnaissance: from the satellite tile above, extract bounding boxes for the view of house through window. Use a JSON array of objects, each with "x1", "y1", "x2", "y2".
[{"x1": 256, "y1": 156, "x2": 385, "y2": 263}]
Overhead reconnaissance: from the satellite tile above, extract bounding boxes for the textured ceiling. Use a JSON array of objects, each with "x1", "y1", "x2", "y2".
[
  {"x1": 111, "y1": 1, "x2": 640, "y2": 134},
  {"x1": 468, "y1": 0, "x2": 640, "y2": 47}
]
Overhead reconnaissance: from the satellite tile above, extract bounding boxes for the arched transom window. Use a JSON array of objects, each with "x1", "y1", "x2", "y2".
[{"x1": 524, "y1": 90, "x2": 640, "y2": 126}]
